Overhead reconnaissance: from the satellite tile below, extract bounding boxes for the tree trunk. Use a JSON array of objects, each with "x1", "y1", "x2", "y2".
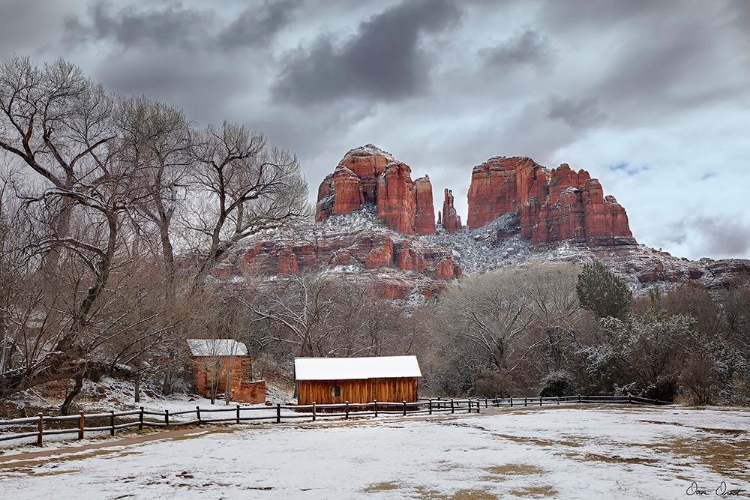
[
  {"x1": 225, "y1": 357, "x2": 232, "y2": 404},
  {"x1": 61, "y1": 375, "x2": 83, "y2": 416},
  {"x1": 41, "y1": 195, "x2": 74, "y2": 275},
  {"x1": 161, "y1": 349, "x2": 175, "y2": 395}
]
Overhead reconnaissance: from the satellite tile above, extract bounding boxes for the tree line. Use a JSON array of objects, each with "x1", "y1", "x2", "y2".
[{"x1": 422, "y1": 261, "x2": 750, "y2": 405}]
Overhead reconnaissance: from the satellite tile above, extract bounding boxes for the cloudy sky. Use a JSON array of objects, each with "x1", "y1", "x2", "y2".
[{"x1": 2, "y1": 0, "x2": 749, "y2": 260}]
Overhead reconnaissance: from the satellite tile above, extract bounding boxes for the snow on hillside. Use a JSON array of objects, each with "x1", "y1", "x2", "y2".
[
  {"x1": 219, "y1": 206, "x2": 748, "y2": 295},
  {"x1": 420, "y1": 214, "x2": 536, "y2": 273},
  {"x1": 1, "y1": 406, "x2": 748, "y2": 499},
  {"x1": 316, "y1": 208, "x2": 584, "y2": 276}
]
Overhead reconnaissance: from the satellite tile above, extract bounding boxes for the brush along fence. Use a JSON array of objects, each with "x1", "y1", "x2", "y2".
[{"x1": 0, "y1": 395, "x2": 670, "y2": 447}]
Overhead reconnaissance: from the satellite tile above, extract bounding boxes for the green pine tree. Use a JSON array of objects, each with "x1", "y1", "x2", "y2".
[{"x1": 576, "y1": 260, "x2": 632, "y2": 319}]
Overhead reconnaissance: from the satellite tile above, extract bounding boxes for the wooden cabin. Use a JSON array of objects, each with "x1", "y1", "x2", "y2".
[
  {"x1": 294, "y1": 356, "x2": 422, "y2": 406},
  {"x1": 187, "y1": 339, "x2": 265, "y2": 404}
]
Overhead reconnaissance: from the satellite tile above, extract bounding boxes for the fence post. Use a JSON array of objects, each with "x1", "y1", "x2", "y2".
[
  {"x1": 539, "y1": 397, "x2": 542, "y2": 407},
  {"x1": 450, "y1": 399, "x2": 455, "y2": 414},
  {"x1": 477, "y1": 400, "x2": 481, "y2": 414},
  {"x1": 196, "y1": 406, "x2": 202, "y2": 425},
  {"x1": 345, "y1": 401, "x2": 349, "y2": 420},
  {"x1": 578, "y1": 394, "x2": 581, "y2": 403},
  {"x1": 110, "y1": 411, "x2": 115, "y2": 437},
  {"x1": 276, "y1": 403, "x2": 281, "y2": 424},
  {"x1": 37, "y1": 413, "x2": 44, "y2": 447},
  {"x1": 428, "y1": 399, "x2": 432, "y2": 415},
  {"x1": 139, "y1": 407, "x2": 144, "y2": 431},
  {"x1": 402, "y1": 401, "x2": 407, "y2": 416},
  {"x1": 236, "y1": 404, "x2": 241, "y2": 424},
  {"x1": 510, "y1": 397, "x2": 513, "y2": 407},
  {"x1": 468, "y1": 399, "x2": 472, "y2": 414},
  {"x1": 165, "y1": 409, "x2": 169, "y2": 426},
  {"x1": 524, "y1": 398, "x2": 527, "y2": 407},
  {"x1": 628, "y1": 394, "x2": 632, "y2": 404},
  {"x1": 485, "y1": 398, "x2": 488, "y2": 409},
  {"x1": 312, "y1": 402, "x2": 316, "y2": 422},
  {"x1": 374, "y1": 400, "x2": 378, "y2": 417},
  {"x1": 78, "y1": 412, "x2": 85, "y2": 440}
]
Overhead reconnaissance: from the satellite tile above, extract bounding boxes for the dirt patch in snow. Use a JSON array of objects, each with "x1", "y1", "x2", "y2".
[{"x1": 0, "y1": 426, "x2": 232, "y2": 469}]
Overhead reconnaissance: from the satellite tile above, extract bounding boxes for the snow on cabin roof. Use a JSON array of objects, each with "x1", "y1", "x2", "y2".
[
  {"x1": 187, "y1": 339, "x2": 248, "y2": 357},
  {"x1": 294, "y1": 356, "x2": 421, "y2": 381}
]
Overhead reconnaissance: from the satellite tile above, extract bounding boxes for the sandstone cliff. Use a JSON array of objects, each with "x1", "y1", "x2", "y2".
[
  {"x1": 425, "y1": 212, "x2": 749, "y2": 291},
  {"x1": 316, "y1": 145, "x2": 435, "y2": 234},
  {"x1": 467, "y1": 157, "x2": 635, "y2": 247},
  {"x1": 215, "y1": 209, "x2": 460, "y2": 300}
]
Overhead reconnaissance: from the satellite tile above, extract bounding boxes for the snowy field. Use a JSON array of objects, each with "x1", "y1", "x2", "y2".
[{"x1": 0, "y1": 405, "x2": 748, "y2": 499}]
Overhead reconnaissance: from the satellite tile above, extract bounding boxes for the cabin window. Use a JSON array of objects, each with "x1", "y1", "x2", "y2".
[{"x1": 332, "y1": 386, "x2": 341, "y2": 397}]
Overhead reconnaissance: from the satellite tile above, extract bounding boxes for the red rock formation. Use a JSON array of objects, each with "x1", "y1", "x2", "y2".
[
  {"x1": 365, "y1": 237, "x2": 393, "y2": 269},
  {"x1": 377, "y1": 162, "x2": 416, "y2": 234},
  {"x1": 316, "y1": 145, "x2": 435, "y2": 234},
  {"x1": 441, "y1": 188, "x2": 461, "y2": 233},
  {"x1": 435, "y1": 258, "x2": 459, "y2": 279},
  {"x1": 468, "y1": 157, "x2": 548, "y2": 229},
  {"x1": 467, "y1": 157, "x2": 635, "y2": 247},
  {"x1": 214, "y1": 222, "x2": 460, "y2": 299},
  {"x1": 338, "y1": 145, "x2": 391, "y2": 204},
  {"x1": 414, "y1": 176, "x2": 435, "y2": 235},
  {"x1": 315, "y1": 167, "x2": 363, "y2": 222}
]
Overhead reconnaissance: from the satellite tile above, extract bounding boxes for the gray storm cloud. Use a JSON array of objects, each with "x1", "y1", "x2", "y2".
[
  {"x1": 62, "y1": 0, "x2": 301, "y2": 52},
  {"x1": 63, "y1": 1, "x2": 211, "y2": 49},
  {"x1": 547, "y1": 96, "x2": 606, "y2": 130},
  {"x1": 271, "y1": 0, "x2": 463, "y2": 105},
  {"x1": 481, "y1": 28, "x2": 552, "y2": 69},
  {"x1": 215, "y1": 0, "x2": 302, "y2": 52},
  {"x1": 693, "y1": 216, "x2": 750, "y2": 258}
]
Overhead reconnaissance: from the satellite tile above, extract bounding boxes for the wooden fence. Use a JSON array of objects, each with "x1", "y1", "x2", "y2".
[{"x1": 0, "y1": 394, "x2": 670, "y2": 447}]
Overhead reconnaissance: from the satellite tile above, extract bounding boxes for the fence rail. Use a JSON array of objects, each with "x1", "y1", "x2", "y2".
[{"x1": 0, "y1": 394, "x2": 670, "y2": 447}]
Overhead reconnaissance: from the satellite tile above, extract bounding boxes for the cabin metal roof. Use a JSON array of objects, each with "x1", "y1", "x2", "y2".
[
  {"x1": 294, "y1": 356, "x2": 421, "y2": 381},
  {"x1": 187, "y1": 339, "x2": 248, "y2": 357}
]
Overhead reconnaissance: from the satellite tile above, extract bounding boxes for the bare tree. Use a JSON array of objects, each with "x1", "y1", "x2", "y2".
[
  {"x1": 0, "y1": 57, "x2": 313, "y2": 411},
  {"x1": 426, "y1": 263, "x2": 586, "y2": 396},
  {"x1": 518, "y1": 263, "x2": 583, "y2": 374},
  {"x1": 0, "y1": 57, "x2": 116, "y2": 270},
  {"x1": 116, "y1": 96, "x2": 192, "y2": 302},
  {"x1": 247, "y1": 273, "x2": 340, "y2": 358},
  {"x1": 187, "y1": 122, "x2": 309, "y2": 288},
  {"x1": 0, "y1": 57, "x2": 167, "y2": 410},
  {"x1": 435, "y1": 268, "x2": 534, "y2": 373}
]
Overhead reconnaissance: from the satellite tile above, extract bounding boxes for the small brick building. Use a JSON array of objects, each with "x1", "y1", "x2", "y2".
[{"x1": 187, "y1": 339, "x2": 265, "y2": 404}]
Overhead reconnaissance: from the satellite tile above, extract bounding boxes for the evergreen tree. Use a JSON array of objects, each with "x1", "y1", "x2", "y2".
[{"x1": 576, "y1": 261, "x2": 632, "y2": 319}]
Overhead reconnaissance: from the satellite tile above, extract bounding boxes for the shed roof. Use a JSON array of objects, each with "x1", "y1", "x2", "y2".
[
  {"x1": 294, "y1": 356, "x2": 421, "y2": 381},
  {"x1": 187, "y1": 339, "x2": 248, "y2": 357}
]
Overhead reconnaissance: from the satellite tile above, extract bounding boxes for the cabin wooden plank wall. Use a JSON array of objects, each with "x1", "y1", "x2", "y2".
[{"x1": 297, "y1": 377, "x2": 418, "y2": 405}]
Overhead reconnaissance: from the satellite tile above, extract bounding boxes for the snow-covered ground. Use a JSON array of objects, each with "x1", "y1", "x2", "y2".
[{"x1": 1, "y1": 405, "x2": 748, "y2": 499}]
